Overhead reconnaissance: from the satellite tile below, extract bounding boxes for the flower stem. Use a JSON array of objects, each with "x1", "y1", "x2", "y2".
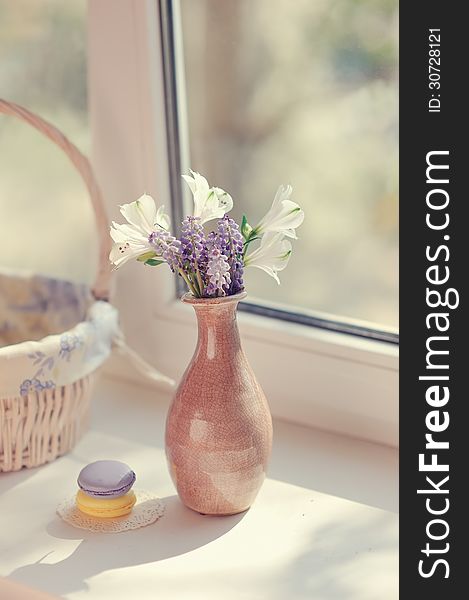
[
  {"x1": 179, "y1": 268, "x2": 199, "y2": 297},
  {"x1": 191, "y1": 271, "x2": 202, "y2": 296},
  {"x1": 195, "y1": 266, "x2": 204, "y2": 296},
  {"x1": 242, "y1": 232, "x2": 261, "y2": 258}
]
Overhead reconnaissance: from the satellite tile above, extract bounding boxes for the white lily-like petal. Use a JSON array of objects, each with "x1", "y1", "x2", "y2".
[
  {"x1": 119, "y1": 194, "x2": 170, "y2": 234},
  {"x1": 244, "y1": 232, "x2": 292, "y2": 284},
  {"x1": 109, "y1": 219, "x2": 154, "y2": 268},
  {"x1": 119, "y1": 194, "x2": 156, "y2": 234},
  {"x1": 110, "y1": 221, "x2": 148, "y2": 245},
  {"x1": 156, "y1": 205, "x2": 171, "y2": 230},
  {"x1": 182, "y1": 170, "x2": 233, "y2": 224},
  {"x1": 109, "y1": 194, "x2": 172, "y2": 268},
  {"x1": 109, "y1": 239, "x2": 151, "y2": 269},
  {"x1": 255, "y1": 185, "x2": 304, "y2": 238},
  {"x1": 182, "y1": 171, "x2": 209, "y2": 196}
]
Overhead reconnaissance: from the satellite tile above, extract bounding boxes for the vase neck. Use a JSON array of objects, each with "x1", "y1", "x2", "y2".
[{"x1": 192, "y1": 300, "x2": 241, "y2": 359}]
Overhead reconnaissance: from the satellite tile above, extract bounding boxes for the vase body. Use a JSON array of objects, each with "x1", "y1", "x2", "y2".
[{"x1": 165, "y1": 292, "x2": 272, "y2": 515}]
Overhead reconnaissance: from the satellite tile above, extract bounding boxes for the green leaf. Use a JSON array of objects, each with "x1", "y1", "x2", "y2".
[
  {"x1": 145, "y1": 259, "x2": 165, "y2": 267},
  {"x1": 243, "y1": 236, "x2": 261, "y2": 245},
  {"x1": 241, "y1": 215, "x2": 253, "y2": 240},
  {"x1": 137, "y1": 251, "x2": 157, "y2": 262}
]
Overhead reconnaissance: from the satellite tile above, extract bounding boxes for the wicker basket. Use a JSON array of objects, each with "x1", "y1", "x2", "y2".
[{"x1": 0, "y1": 99, "x2": 114, "y2": 472}]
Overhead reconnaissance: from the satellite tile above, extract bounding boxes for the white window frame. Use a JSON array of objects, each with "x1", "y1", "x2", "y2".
[{"x1": 88, "y1": 0, "x2": 398, "y2": 447}]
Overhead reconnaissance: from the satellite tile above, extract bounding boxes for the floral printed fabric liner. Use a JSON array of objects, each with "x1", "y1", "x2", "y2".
[{"x1": 0, "y1": 270, "x2": 119, "y2": 398}]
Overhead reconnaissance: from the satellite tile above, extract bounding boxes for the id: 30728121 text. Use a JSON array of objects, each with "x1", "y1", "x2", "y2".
[{"x1": 428, "y1": 29, "x2": 441, "y2": 113}]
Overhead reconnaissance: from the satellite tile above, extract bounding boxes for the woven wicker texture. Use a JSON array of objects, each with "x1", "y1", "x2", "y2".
[{"x1": 0, "y1": 377, "x2": 92, "y2": 472}]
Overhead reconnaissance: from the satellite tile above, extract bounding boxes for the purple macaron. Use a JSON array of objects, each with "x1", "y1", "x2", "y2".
[{"x1": 77, "y1": 460, "x2": 136, "y2": 498}]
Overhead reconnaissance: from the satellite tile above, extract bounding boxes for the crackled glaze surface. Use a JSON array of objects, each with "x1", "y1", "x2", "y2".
[{"x1": 165, "y1": 292, "x2": 273, "y2": 515}]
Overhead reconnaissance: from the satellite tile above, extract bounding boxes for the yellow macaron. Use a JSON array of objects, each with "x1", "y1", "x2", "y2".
[{"x1": 76, "y1": 489, "x2": 136, "y2": 518}]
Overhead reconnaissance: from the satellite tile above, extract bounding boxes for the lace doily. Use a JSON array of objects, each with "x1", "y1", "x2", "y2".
[{"x1": 56, "y1": 490, "x2": 165, "y2": 533}]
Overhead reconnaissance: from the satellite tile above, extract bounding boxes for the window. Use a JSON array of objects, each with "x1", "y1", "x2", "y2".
[
  {"x1": 87, "y1": 1, "x2": 398, "y2": 446},
  {"x1": 0, "y1": 0, "x2": 96, "y2": 283},
  {"x1": 164, "y1": 0, "x2": 398, "y2": 341}
]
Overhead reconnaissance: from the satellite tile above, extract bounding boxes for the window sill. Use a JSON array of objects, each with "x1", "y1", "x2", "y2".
[{"x1": 0, "y1": 375, "x2": 398, "y2": 599}]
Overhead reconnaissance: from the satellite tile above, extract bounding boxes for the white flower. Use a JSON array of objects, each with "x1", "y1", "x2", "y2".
[
  {"x1": 254, "y1": 185, "x2": 304, "y2": 239},
  {"x1": 119, "y1": 193, "x2": 170, "y2": 233},
  {"x1": 109, "y1": 194, "x2": 171, "y2": 268},
  {"x1": 182, "y1": 170, "x2": 233, "y2": 224},
  {"x1": 244, "y1": 232, "x2": 292, "y2": 284}
]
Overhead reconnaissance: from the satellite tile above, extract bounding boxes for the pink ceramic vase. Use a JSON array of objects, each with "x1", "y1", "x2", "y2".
[{"x1": 165, "y1": 292, "x2": 273, "y2": 515}]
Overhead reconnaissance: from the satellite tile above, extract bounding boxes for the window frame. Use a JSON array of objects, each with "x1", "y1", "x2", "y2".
[
  {"x1": 88, "y1": 0, "x2": 398, "y2": 447},
  {"x1": 159, "y1": 0, "x2": 399, "y2": 346}
]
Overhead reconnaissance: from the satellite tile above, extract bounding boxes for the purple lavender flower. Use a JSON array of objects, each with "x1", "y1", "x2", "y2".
[
  {"x1": 206, "y1": 247, "x2": 231, "y2": 297},
  {"x1": 209, "y1": 216, "x2": 244, "y2": 295},
  {"x1": 148, "y1": 230, "x2": 183, "y2": 273},
  {"x1": 181, "y1": 216, "x2": 207, "y2": 268},
  {"x1": 180, "y1": 216, "x2": 210, "y2": 295},
  {"x1": 148, "y1": 215, "x2": 243, "y2": 298}
]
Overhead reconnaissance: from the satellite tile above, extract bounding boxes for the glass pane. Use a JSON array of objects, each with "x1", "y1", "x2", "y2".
[
  {"x1": 0, "y1": 0, "x2": 96, "y2": 284},
  {"x1": 179, "y1": 0, "x2": 398, "y2": 329}
]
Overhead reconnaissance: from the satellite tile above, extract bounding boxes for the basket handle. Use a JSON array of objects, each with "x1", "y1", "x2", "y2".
[{"x1": 0, "y1": 98, "x2": 111, "y2": 300}]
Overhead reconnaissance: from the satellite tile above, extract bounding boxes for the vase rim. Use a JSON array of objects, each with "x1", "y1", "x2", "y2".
[{"x1": 181, "y1": 291, "x2": 247, "y2": 305}]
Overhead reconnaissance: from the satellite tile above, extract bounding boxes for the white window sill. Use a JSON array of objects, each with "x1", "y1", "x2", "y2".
[{"x1": 0, "y1": 375, "x2": 398, "y2": 600}]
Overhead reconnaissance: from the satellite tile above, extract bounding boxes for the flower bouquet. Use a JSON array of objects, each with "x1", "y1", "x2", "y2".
[{"x1": 109, "y1": 171, "x2": 304, "y2": 294}]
